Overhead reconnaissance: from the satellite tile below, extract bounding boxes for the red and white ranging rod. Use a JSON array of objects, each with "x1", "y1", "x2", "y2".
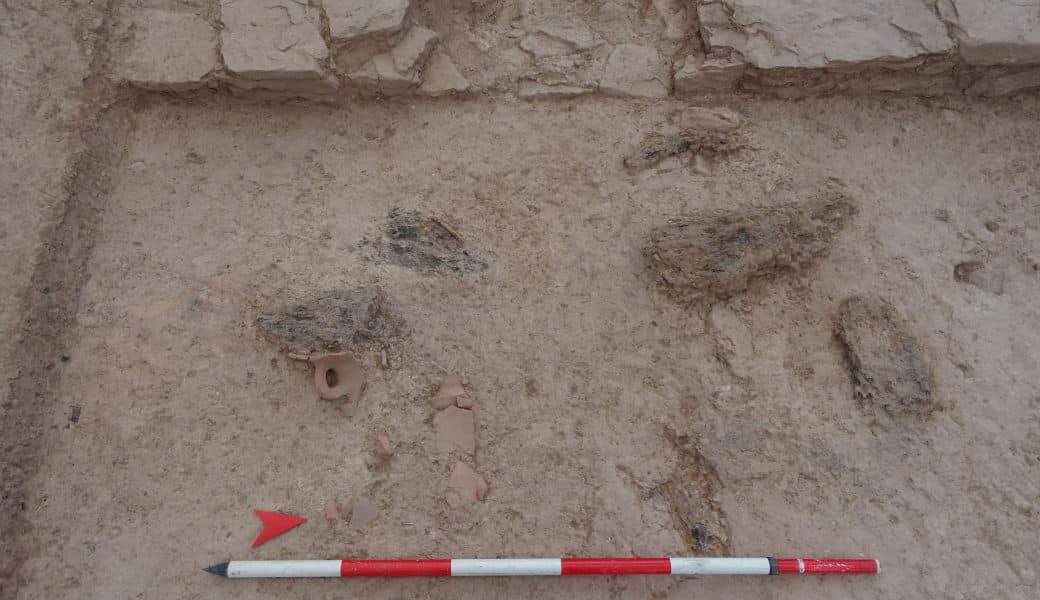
[{"x1": 204, "y1": 557, "x2": 879, "y2": 578}]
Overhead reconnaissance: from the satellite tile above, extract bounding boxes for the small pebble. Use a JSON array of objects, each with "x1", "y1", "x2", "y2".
[
  {"x1": 375, "y1": 434, "x2": 395, "y2": 459},
  {"x1": 432, "y1": 373, "x2": 467, "y2": 409},
  {"x1": 691, "y1": 523, "x2": 709, "y2": 550},
  {"x1": 434, "y1": 406, "x2": 475, "y2": 454},
  {"x1": 445, "y1": 462, "x2": 488, "y2": 507},
  {"x1": 350, "y1": 496, "x2": 379, "y2": 527},
  {"x1": 954, "y1": 261, "x2": 1005, "y2": 295},
  {"x1": 324, "y1": 499, "x2": 341, "y2": 521},
  {"x1": 691, "y1": 154, "x2": 711, "y2": 176}
]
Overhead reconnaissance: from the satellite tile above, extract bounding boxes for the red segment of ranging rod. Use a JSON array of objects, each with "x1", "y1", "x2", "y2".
[
  {"x1": 561, "y1": 558, "x2": 672, "y2": 575},
  {"x1": 204, "y1": 557, "x2": 879, "y2": 578},
  {"x1": 340, "y1": 560, "x2": 452, "y2": 577},
  {"x1": 776, "y1": 558, "x2": 880, "y2": 574}
]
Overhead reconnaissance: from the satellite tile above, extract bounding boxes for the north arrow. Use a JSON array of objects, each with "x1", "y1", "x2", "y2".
[{"x1": 251, "y1": 510, "x2": 306, "y2": 548}]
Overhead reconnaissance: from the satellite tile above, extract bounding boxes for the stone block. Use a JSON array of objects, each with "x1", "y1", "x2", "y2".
[
  {"x1": 942, "y1": 0, "x2": 1040, "y2": 65},
  {"x1": 418, "y1": 51, "x2": 472, "y2": 96},
  {"x1": 114, "y1": 10, "x2": 218, "y2": 90},
  {"x1": 349, "y1": 52, "x2": 419, "y2": 93},
  {"x1": 674, "y1": 55, "x2": 745, "y2": 93},
  {"x1": 698, "y1": 0, "x2": 953, "y2": 69},
  {"x1": 600, "y1": 44, "x2": 670, "y2": 98},
  {"x1": 220, "y1": 0, "x2": 330, "y2": 81},
  {"x1": 324, "y1": 0, "x2": 410, "y2": 42},
  {"x1": 391, "y1": 26, "x2": 438, "y2": 73}
]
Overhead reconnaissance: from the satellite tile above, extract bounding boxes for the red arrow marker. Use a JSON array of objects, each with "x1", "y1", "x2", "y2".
[{"x1": 251, "y1": 510, "x2": 306, "y2": 548}]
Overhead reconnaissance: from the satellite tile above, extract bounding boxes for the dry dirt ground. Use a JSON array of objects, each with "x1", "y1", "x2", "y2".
[{"x1": 3, "y1": 4, "x2": 1040, "y2": 600}]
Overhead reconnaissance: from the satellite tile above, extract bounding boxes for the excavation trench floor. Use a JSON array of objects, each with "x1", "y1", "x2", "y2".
[{"x1": 13, "y1": 96, "x2": 1040, "y2": 599}]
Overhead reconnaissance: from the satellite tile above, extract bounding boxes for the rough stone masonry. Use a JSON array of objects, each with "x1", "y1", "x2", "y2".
[{"x1": 109, "y1": 1, "x2": 1040, "y2": 100}]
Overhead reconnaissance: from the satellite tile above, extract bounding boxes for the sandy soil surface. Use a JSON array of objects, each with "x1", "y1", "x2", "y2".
[{"x1": 3, "y1": 5, "x2": 1040, "y2": 600}]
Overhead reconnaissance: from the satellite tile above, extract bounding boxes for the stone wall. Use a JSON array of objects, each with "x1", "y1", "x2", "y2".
[{"x1": 109, "y1": 0, "x2": 1040, "y2": 100}]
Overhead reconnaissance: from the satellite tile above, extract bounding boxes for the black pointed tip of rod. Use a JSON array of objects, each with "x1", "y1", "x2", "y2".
[{"x1": 204, "y1": 561, "x2": 229, "y2": 577}]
